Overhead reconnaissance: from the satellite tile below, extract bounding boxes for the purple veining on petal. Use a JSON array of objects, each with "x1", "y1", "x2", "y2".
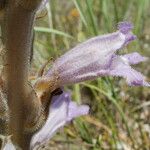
[{"x1": 30, "y1": 92, "x2": 89, "y2": 149}]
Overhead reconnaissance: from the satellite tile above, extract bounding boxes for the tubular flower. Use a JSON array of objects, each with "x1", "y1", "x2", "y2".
[
  {"x1": 35, "y1": 22, "x2": 149, "y2": 93},
  {"x1": 30, "y1": 92, "x2": 89, "y2": 149}
]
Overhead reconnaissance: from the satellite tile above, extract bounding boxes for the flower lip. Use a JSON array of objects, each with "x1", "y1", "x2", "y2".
[
  {"x1": 30, "y1": 91, "x2": 89, "y2": 149},
  {"x1": 124, "y1": 33, "x2": 137, "y2": 45},
  {"x1": 123, "y1": 52, "x2": 148, "y2": 65},
  {"x1": 118, "y1": 22, "x2": 133, "y2": 34},
  {"x1": 117, "y1": 22, "x2": 137, "y2": 46}
]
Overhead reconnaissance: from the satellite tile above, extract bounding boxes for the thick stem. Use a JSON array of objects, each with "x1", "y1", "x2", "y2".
[
  {"x1": 3, "y1": 1, "x2": 43, "y2": 149},
  {"x1": 5, "y1": 5, "x2": 34, "y2": 149},
  {"x1": 0, "y1": 77, "x2": 9, "y2": 135}
]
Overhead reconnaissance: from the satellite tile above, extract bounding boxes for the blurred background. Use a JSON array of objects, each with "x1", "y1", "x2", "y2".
[{"x1": 33, "y1": 0, "x2": 150, "y2": 149}]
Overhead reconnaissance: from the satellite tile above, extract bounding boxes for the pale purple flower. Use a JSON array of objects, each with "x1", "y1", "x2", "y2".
[
  {"x1": 35, "y1": 22, "x2": 149, "y2": 89},
  {"x1": 30, "y1": 92, "x2": 89, "y2": 149}
]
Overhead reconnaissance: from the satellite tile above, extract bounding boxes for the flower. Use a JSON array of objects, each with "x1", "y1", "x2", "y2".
[
  {"x1": 30, "y1": 92, "x2": 89, "y2": 149},
  {"x1": 35, "y1": 22, "x2": 149, "y2": 93}
]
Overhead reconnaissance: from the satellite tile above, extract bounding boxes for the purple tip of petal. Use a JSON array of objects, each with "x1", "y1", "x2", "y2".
[
  {"x1": 129, "y1": 80, "x2": 143, "y2": 86},
  {"x1": 123, "y1": 52, "x2": 148, "y2": 65},
  {"x1": 129, "y1": 80, "x2": 150, "y2": 87},
  {"x1": 118, "y1": 22, "x2": 133, "y2": 34},
  {"x1": 117, "y1": 22, "x2": 137, "y2": 45}
]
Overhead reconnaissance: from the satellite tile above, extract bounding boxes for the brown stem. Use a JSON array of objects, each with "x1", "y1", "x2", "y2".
[
  {"x1": 0, "y1": 77, "x2": 9, "y2": 135},
  {"x1": 3, "y1": 0, "x2": 43, "y2": 149}
]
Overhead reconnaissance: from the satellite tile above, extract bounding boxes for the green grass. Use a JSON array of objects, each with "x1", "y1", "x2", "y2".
[{"x1": 33, "y1": 0, "x2": 150, "y2": 149}]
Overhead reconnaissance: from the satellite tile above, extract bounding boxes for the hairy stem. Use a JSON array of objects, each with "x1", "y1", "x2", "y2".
[
  {"x1": 3, "y1": 0, "x2": 43, "y2": 149},
  {"x1": 0, "y1": 77, "x2": 9, "y2": 135}
]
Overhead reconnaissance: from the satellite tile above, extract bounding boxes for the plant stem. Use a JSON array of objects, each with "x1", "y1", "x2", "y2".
[{"x1": 3, "y1": 1, "x2": 43, "y2": 149}]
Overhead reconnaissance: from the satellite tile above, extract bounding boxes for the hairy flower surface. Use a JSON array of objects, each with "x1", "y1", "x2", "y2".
[
  {"x1": 35, "y1": 22, "x2": 149, "y2": 93},
  {"x1": 30, "y1": 92, "x2": 89, "y2": 149}
]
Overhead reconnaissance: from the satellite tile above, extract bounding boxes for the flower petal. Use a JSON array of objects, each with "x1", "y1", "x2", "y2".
[
  {"x1": 117, "y1": 22, "x2": 136, "y2": 45},
  {"x1": 67, "y1": 101, "x2": 90, "y2": 122},
  {"x1": 30, "y1": 92, "x2": 89, "y2": 149},
  {"x1": 121, "y1": 52, "x2": 147, "y2": 65},
  {"x1": 118, "y1": 22, "x2": 133, "y2": 34},
  {"x1": 109, "y1": 55, "x2": 150, "y2": 86}
]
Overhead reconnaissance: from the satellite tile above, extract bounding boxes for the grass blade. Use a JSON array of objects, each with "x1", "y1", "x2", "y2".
[
  {"x1": 81, "y1": 83, "x2": 135, "y2": 146},
  {"x1": 73, "y1": 0, "x2": 88, "y2": 27},
  {"x1": 34, "y1": 27, "x2": 73, "y2": 39}
]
